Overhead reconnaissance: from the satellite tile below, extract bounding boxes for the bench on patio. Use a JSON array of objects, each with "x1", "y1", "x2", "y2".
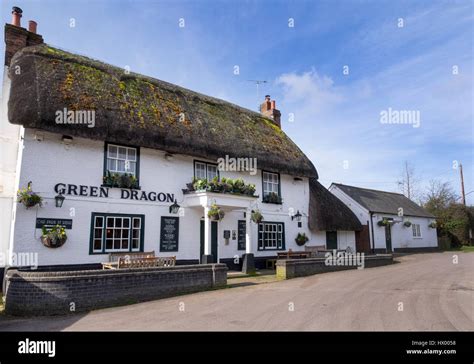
[
  {"x1": 276, "y1": 251, "x2": 312, "y2": 259},
  {"x1": 117, "y1": 256, "x2": 176, "y2": 269},
  {"x1": 305, "y1": 245, "x2": 326, "y2": 257},
  {"x1": 101, "y1": 251, "x2": 156, "y2": 269}
]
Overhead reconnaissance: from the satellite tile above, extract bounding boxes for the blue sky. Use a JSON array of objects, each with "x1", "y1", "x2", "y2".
[{"x1": 1, "y1": 0, "x2": 473, "y2": 204}]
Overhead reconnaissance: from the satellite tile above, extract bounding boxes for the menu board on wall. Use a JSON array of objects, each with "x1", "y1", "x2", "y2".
[
  {"x1": 238, "y1": 220, "x2": 246, "y2": 251},
  {"x1": 160, "y1": 216, "x2": 179, "y2": 252}
]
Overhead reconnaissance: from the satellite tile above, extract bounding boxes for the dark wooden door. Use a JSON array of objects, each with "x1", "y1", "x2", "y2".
[
  {"x1": 200, "y1": 221, "x2": 218, "y2": 262},
  {"x1": 355, "y1": 224, "x2": 371, "y2": 253},
  {"x1": 385, "y1": 225, "x2": 392, "y2": 252},
  {"x1": 326, "y1": 231, "x2": 338, "y2": 250}
]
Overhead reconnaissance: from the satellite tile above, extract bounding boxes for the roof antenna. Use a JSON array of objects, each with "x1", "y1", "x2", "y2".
[{"x1": 247, "y1": 80, "x2": 267, "y2": 111}]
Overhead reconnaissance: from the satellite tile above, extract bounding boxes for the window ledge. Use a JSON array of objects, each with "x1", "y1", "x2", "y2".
[
  {"x1": 101, "y1": 184, "x2": 142, "y2": 190},
  {"x1": 262, "y1": 200, "x2": 283, "y2": 205}
]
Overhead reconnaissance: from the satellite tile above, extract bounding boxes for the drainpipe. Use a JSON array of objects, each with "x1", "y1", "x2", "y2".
[{"x1": 369, "y1": 212, "x2": 375, "y2": 254}]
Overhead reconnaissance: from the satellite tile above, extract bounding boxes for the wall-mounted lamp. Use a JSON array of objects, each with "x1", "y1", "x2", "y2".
[
  {"x1": 55, "y1": 192, "x2": 65, "y2": 208},
  {"x1": 164, "y1": 153, "x2": 174, "y2": 161},
  {"x1": 291, "y1": 210, "x2": 302, "y2": 222},
  {"x1": 169, "y1": 200, "x2": 180, "y2": 214}
]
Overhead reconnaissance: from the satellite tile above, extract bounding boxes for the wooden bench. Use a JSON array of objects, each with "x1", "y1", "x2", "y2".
[
  {"x1": 276, "y1": 251, "x2": 312, "y2": 260},
  {"x1": 117, "y1": 256, "x2": 176, "y2": 269},
  {"x1": 102, "y1": 251, "x2": 156, "y2": 269},
  {"x1": 109, "y1": 251, "x2": 156, "y2": 262}
]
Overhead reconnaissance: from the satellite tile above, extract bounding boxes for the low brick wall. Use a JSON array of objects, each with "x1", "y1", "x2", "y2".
[
  {"x1": 276, "y1": 254, "x2": 393, "y2": 279},
  {"x1": 4, "y1": 264, "x2": 227, "y2": 316}
]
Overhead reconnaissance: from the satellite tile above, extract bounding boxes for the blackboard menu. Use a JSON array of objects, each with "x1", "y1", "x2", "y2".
[
  {"x1": 160, "y1": 216, "x2": 179, "y2": 252},
  {"x1": 36, "y1": 218, "x2": 73, "y2": 229},
  {"x1": 238, "y1": 220, "x2": 246, "y2": 251}
]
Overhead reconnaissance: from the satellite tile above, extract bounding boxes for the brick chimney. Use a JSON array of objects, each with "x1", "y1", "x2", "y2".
[
  {"x1": 4, "y1": 6, "x2": 43, "y2": 66},
  {"x1": 260, "y1": 95, "x2": 281, "y2": 128}
]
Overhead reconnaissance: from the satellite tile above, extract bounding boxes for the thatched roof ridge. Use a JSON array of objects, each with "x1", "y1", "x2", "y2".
[
  {"x1": 309, "y1": 178, "x2": 362, "y2": 231},
  {"x1": 8, "y1": 44, "x2": 317, "y2": 178}
]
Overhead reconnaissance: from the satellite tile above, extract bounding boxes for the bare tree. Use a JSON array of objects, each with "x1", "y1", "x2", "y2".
[
  {"x1": 422, "y1": 179, "x2": 458, "y2": 216},
  {"x1": 397, "y1": 161, "x2": 421, "y2": 202}
]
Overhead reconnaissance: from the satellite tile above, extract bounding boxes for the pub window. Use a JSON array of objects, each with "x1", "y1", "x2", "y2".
[
  {"x1": 258, "y1": 222, "x2": 285, "y2": 250},
  {"x1": 105, "y1": 143, "x2": 139, "y2": 177},
  {"x1": 90, "y1": 213, "x2": 144, "y2": 254},
  {"x1": 412, "y1": 223, "x2": 422, "y2": 238},
  {"x1": 194, "y1": 160, "x2": 219, "y2": 180},
  {"x1": 262, "y1": 171, "x2": 281, "y2": 203}
]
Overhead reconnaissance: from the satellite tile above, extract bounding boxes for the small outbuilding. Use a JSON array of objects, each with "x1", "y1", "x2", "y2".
[{"x1": 329, "y1": 183, "x2": 438, "y2": 253}]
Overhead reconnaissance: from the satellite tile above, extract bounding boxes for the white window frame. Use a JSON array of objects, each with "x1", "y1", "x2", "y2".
[
  {"x1": 262, "y1": 171, "x2": 280, "y2": 197},
  {"x1": 258, "y1": 222, "x2": 284, "y2": 250},
  {"x1": 194, "y1": 161, "x2": 219, "y2": 180},
  {"x1": 412, "y1": 223, "x2": 422, "y2": 238},
  {"x1": 106, "y1": 144, "x2": 137, "y2": 176},
  {"x1": 91, "y1": 214, "x2": 143, "y2": 254}
]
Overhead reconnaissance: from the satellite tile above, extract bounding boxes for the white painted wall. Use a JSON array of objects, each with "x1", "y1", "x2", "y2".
[
  {"x1": 0, "y1": 65, "x2": 22, "y2": 268},
  {"x1": 11, "y1": 129, "x2": 316, "y2": 266},
  {"x1": 370, "y1": 213, "x2": 438, "y2": 250}
]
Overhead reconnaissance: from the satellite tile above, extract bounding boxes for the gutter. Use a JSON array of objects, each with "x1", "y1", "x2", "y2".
[{"x1": 369, "y1": 212, "x2": 375, "y2": 254}]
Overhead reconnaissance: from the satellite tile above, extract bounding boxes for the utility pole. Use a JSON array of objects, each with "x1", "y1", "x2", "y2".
[
  {"x1": 405, "y1": 161, "x2": 411, "y2": 200},
  {"x1": 460, "y1": 163, "x2": 466, "y2": 205}
]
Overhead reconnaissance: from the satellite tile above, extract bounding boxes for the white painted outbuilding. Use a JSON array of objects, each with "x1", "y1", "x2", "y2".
[{"x1": 329, "y1": 183, "x2": 438, "y2": 253}]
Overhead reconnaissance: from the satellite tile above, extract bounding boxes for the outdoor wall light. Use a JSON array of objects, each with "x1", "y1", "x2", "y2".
[
  {"x1": 291, "y1": 210, "x2": 302, "y2": 222},
  {"x1": 169, "y1": 200, "x2": 180, "y2": 214},
  {"x1": 55, "y1": 192, "x2": 65, "y2": 208}
]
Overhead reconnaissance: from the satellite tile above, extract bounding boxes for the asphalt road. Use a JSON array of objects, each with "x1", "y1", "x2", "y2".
[{"x1": 0, "y1": 252, "x2": 472, "y2": 331}]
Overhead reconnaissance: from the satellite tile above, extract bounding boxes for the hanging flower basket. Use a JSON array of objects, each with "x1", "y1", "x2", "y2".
[
  {"x1": 208, "y1": 203, "x2": 225, "y2": 221},
  {"x1": 17, "y1": 182, "x2": 43, "y2": 209},
  {"x1": 41, "y1": 225, "x2": 67, "y2": 248},
  {"x1": 251, "y1": 209, "x2": 264, "y2": 224},
  {"x1": 295, "y1": 233, "x2": 309, "y2": 246},
  {"x1": 403, "y1": 221, "x2": 412, "y2": 227},
  {"x1": 377, "y1": 219, "x2": 392, "y2": 227}
]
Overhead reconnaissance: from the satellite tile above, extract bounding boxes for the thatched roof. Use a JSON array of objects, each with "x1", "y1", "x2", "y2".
[
  {"x1": 332, "y1": 183, "x2": 434, "y2": 218},
  {"x1": 8, "y1": 44, "x2": 317, "y2": 178},
  {"x1": 309, "y1": 178, "x2": 362, "y2": 231}
]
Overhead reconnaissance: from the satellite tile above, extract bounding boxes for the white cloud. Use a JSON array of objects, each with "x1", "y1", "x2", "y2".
[{"x1": 276, "y1": 69, "x2": 344, "y2": 115}]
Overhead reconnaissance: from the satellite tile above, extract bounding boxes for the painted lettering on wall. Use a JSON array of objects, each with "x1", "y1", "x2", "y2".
[{"x1": 54, "y1": 183, "x2": 175, "y2": 203}]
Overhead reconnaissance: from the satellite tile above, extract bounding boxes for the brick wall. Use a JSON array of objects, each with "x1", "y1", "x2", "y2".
[
  {"x1": 276, "y1": 255, "x2": 393, "y2": 279},
  {"x1": 4, "y1": 264, "x2": 227, "y2": 316}
]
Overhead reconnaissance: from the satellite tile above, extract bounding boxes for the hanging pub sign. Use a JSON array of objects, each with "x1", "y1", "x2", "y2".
[
  {"x1": 36, "y1": 218, "x2": 73, "y2": 229},
  {"x1": 160, "y1": 216, "x2": 179, "y2": 252}
]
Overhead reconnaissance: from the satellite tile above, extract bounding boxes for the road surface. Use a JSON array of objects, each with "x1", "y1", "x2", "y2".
[{"x1": 0, "y1": 252, "x2": 472, "y2": 331}]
